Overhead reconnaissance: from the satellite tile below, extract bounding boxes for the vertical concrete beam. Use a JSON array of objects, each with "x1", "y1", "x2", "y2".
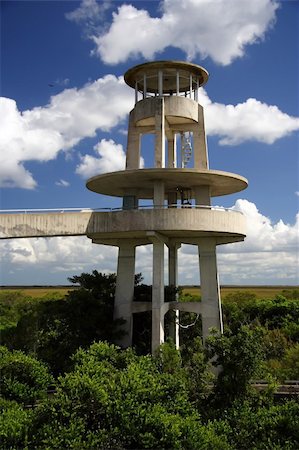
[
  {"x1": 193, "y1": 105, "x2": 208, "y2": 169},
  {"x1": 158, "y1": 70, "x2": 163, "y2": 96},
  {"x1": 176, "y1": 70, "x2": 180, "y2": 95},
  {"x1": 167, "y1": 192, "x2": 177, "y2": 207},
  {"x1": 126, "y1": 112, "x2": 140, "y2": 170},
  {"x1": 154, "y1": 180, "x2": 165, "y2": 208},
  {"x1": 189, "y1": 73, "x2": 193, "y2": 99},
  {"x1": 155, "y1": 98, "x2": 165, "y2": 168},
  {"x1": 143, "y1": 73, "x2": 147, "y2": 99},
  {"x1": 114, "y1": 242, "x2": 136, "y2": 347},
  {"x1": 135, "y1": 80, "x2": 138, "y2": 104},
  {"x1": 193, "y1": 185, "x2": 211, "y2": 206},
  {"x1": 168, "y1": 243, "x2": 180, "y2": 349},
  {"x1": 167, "y1": 133, "x2": 177, "y2": 169},
  {"x1": 152, "y1": 239, "x2": 165, "y2": 353},
  {"x1": 198, "y1": 238, "x2": 223, "y2": 343},
  {"x1": 167, "y1": 134, "x2": 177, "y2": 168}
]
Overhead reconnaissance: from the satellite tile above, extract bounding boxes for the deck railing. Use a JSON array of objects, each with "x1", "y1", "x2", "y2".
[{"x1": 0, "y1": 205, "x2": 243, "y2": 214}]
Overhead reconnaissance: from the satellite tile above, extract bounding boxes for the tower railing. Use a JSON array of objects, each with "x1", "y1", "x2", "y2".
[{"x1": 0, "y1": 205, "x2": 243, "y2": 214}]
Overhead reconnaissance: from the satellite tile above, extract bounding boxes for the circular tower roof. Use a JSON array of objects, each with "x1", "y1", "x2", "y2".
[{"x1": 124, "y1": 60, "x2": 209, "y2": 94}]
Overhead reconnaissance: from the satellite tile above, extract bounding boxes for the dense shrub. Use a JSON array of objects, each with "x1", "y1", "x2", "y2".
[
  {"x1": 262, "y1": 328, "x2": 289, "y2": 360},
  {"x1": 0, "y1": 398, "x2": 33, "y2": 449},
  {"x1": 205, "y1": 326, "x2": 264, "y2": 409},
  {"x1": 215, "y1": 399, "x2": 299, "y2": 449},
  {"x1": 0, "y1": 291, "x2": 28, "y2": 331},
  {"x1": 223, "y1": 296, "x2": 299, "y2": 339},
  {"x1": 1, "y1": 274, "x2": 298, "y2": 448},
  {"x1": 31, "y1": 342, "x2": 229, "y2": 450},
  {"x1": 0, "y1": 346, "x2": 52, "y2": 405},
  {"x1": 1, "y1": 272, "x2": 125, "y2": 375},
  {"x1": 267, "y1": 343, "x2": 299, "y2": 380}
]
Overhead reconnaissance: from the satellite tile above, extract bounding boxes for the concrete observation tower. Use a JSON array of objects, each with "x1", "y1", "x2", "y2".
[
  {"x1": 0, "y1": 61, "x2": 248, "y2": 353},
  {"x1": 86, "y1": 60, "x2": 248, "y2": 351}
]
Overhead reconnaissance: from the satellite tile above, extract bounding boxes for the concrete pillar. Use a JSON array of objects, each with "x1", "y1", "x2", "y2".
[
  {"x1": 152, "y1": 239, "x2": 165, "y2": 353},
  {"x1": 155, "y1": 98, "x2": 165, "y2": 168},
  {"x1": 167, "y1": 134, "x2": 177, "y2": 168},
  {"x1": 198, "y1": 238, "x2": 223, "y2": 343},
  {"x1": 168, "y1": 243, "x2": 180, "y2": 349},
  {"x1": 154, "y1": 180, "x2": 165, "y2": 208},
  {"x1": 158, "y1": 70, "x2": 163, "y2": 96},
  {"x1": 167, "y1": 192, "x2": 177, "y2": 208},
  {"x1": 193, "y1": 185, "x2": 211, "y2": 206},
  {"x1": 193, "y1": 105, "x2": 208, "y2": 169},
  {"x1": 143, "y1": 73, "x2": 147, "y2": 99},
  {"x1": 195, "y1": 77, "x2": 199, "y2": 102},
  {"x1": 135, "y1": 80, "x2": 138, "y2": 104},
  {"x1": 176, "y1": 70, "x2": 180, "y2": 95},
  {"x1": 114, "y1": 242, "x2": 136, "y2": 347},
  {"x1": 126, "y1": 112, "x2": 140, "y2": 170}
]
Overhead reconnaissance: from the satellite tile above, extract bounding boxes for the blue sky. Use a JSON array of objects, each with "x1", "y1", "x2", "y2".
[{"x1": 0, "y1": 0, "x2": 298, "y2": 286}]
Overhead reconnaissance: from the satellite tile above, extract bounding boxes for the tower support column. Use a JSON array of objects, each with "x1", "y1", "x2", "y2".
[
  {"x1": 154, "y1": 180, "x2": 165, "y2": 208},
  {"x1": 155, "y1": 98, "x2": 165, "y2": 168},
  {"x1": 126, "y1": 112, "x2": 140, "y2": 170},
  {"x1": 168, "y1": 243, "x2": 180, "y2": 348},
  {"x1": 193, "y1": 105, "x2": 208, "y2": 169},
  {"x1": 167, "y1": 134, "x2": 177, "y2": 168},
  {"x1": 114, "y1": 241, "x2": 136, "y2": 347},
  {"x1": 152, "y1": 238, "x2": 165, "y2": 353},
  {"x1": 198, "y1": 238, "x2": 223, "y2": 343}
]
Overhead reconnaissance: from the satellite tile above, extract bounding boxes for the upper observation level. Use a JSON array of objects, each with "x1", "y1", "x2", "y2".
[
  {"x1": 87, "y1": 60, "x2": 248, "y2": 202},
  {"x1": 124, "y1": 60, "x2": 209, "y2": 103}
]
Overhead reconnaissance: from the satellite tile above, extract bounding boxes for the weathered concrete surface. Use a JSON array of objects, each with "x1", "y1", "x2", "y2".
[
  {"x1": 114, "y1": 242, "x2": 136, "y2": 347},
  {"x1": 134, "y1": 96, "x2": 199, "y2": 126},
  {"x1": 0, "y1": 212, "x2": 92, "y2": 239},
  {"x1": 86, "y1": 208, "x2": 246, "y2": 242},
  {"x1": 0, "y1": 209, "x2": 245, "y2": 243}
]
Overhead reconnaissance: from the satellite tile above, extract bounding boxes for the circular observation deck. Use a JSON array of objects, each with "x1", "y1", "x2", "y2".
[
  {"x1": 124, "y1": 61, "x2": 209, "y2": 102},
  {"x1": 86, "y1": 169, "x2": 248, "y2": 199},
  {"x1": 86, "y1": 207, "x2": 246, "y2": 246}
]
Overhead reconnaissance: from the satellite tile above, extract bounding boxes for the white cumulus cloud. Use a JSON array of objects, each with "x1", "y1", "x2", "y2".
[
  {"x1": 76, "y1": 138, "x2": 145, "y2": 178},
  {"x1": 0, "y1": 76, "x2": 133, "y2": 189},
  {"x1": 91, "y1": 0, "x2": 279, "y2": 65},
  {"x1": 198, "y1": 90, "x2": 299, "y2": 145},
  {"x1": 76, "y1": 139, "x2": 127, "y2": 178},
  {"x1": 231, "y1": 199, "x2": 299, "y2": 253}
]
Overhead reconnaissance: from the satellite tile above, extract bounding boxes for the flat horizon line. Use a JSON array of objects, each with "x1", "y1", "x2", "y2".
[{"x1": 1, "y1": 284, "x2": 298, "y2": 289}]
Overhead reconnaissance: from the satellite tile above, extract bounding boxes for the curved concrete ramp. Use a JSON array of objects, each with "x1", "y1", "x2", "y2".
[{"x1": 0, "y1": 212, "x2": 92, "y2": 239}]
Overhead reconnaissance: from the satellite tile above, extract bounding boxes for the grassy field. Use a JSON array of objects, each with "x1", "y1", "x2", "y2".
[
  {"x1": 0, "y1": 287, "x2": 77, "y2": 298},
  {"x1": 0, "y1": 285, "x2": 297, "y2": 300},
  {"x1": 182, "y1": 286, "x2": 298, "y2": 300}
]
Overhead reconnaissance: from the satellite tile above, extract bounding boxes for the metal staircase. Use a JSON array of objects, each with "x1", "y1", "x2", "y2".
[{"x1": 181, "y1": 132, "x2": 192, "y2": 168}]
